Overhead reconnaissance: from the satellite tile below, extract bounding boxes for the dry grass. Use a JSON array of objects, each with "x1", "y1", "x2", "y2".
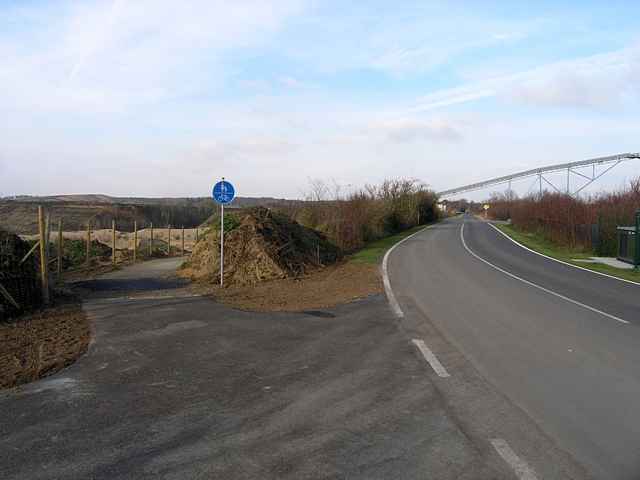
[
  {"x1": 0, "y1": 302, "x2": 90, "y2": 389},
  {"x1": 187, "y1": 261, "x2": 382, "y2": 312}
]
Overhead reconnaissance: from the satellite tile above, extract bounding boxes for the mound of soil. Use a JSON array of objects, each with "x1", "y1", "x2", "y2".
[{"x1": 185, "y1": 207, "x2": 341, "y2": 286}]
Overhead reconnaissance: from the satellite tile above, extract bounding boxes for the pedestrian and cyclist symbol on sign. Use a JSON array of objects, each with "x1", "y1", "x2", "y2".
[{"x1": 212, "y1": 180, "x2": 235, "y2": 204}]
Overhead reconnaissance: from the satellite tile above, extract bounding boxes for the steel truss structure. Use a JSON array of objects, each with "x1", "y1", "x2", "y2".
[{"x1": 438, "y1": 153, "x2": 640, "y2": 198}]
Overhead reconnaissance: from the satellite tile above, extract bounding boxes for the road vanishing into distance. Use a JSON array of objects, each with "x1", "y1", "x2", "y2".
[
  {"x1": 388, "y1": 215, "x2": 640, "y2": 480},
  {"x1": 2, "y1": 215, "x2": 639, "y2": 479}
]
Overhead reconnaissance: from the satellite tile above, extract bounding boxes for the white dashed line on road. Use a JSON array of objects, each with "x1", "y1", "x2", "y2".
[
  {"x1": 411, "y1": 339, "x2": 450, "y2": 377},
  {"x1": 491, "y1": 438, "x2": 539, "y2": 480}
]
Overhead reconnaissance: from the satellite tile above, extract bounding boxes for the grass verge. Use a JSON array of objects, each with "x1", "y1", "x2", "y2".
[
  {"x1": 349, "y1": 224, "x2": 429, "y2": 265},
  {"x1": 495, "y1": 224, "x2": 640, "y2": 283}
]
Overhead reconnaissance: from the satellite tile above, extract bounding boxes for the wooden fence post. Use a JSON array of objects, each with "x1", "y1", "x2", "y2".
[
  {"x1": 133, "y1": 220, "x2": 138, "y2": 263},
  {"x1": 112, "y1": 220, "x2": 116, "y2": 266},
  {"x1": 196, "y1": 228, "x2": 199, "y2": 242},
  {"x1": 149, "y1": 223, "x2": 154, "y2": 257},
  {"x1": 167, "y1": 226, "x2": 171, "y2": 256},
  {"x1": 57, "y1": 218, "x2": 63, "y2": 282},
  {"x1": 45, "y1": 213, "x2": 51, "y2": 265},
  {"x1": 86, "y1": 222, "x2": 91, "y2": 265},
  {"x1": 38, "y1": 206, "x2": 50, "y2": 305},
  {"x1": 181, "y1": 226, "x2": 185, "y2": 256}
]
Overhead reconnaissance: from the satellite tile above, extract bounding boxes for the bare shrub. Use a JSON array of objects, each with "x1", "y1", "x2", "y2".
[
  {"x1": 488, "y1": 177, "x2": 640, "y2": 255},
  {"x1": 296, "y1": 178, "x2": 439, "y2": 252}
]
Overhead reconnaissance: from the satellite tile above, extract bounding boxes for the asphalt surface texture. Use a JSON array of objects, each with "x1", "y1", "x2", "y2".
[
  {"x1": 3, "y1": 219, "x2": 630, "y2": 479},
  {"x1": 388, "y1": 215, "x2": 640, "y2": 480},
  {"x1": 0, "y1": 256, "x2": 538, "y2": 479}
]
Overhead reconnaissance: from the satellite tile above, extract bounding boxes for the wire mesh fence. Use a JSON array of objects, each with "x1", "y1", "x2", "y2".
[{"x1": 0, "y1": 205, "x2": 204, "y2": 321}]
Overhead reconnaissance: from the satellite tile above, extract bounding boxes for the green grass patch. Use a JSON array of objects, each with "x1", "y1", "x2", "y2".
[
  {"x1": 496, "y1": 224, "x2": 640, "y2": 283},
  {"x1": 349, "y1": 225, "x2": 428, "y2": 265}
]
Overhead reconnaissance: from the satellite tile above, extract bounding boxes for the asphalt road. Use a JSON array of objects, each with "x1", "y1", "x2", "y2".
[
  {"x1": 0, "y1": 257, "x2": 535, "y2": 479},
  {"x1": 388, "y1": 215, "x2": 640, "y2": 480}
]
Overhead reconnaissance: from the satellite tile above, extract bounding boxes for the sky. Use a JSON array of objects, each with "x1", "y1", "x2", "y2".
[{"x1": 1, "y1": 0, "x2": 639, "y2": 200}]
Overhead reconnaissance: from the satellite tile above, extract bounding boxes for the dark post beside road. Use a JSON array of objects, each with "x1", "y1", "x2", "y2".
[
  {"x1": 57, "y1": 218, "x2": 63, "y2": 282},
  {"x1": 86, "y1": 222, "x2": 91, "y2": 265},
  {"x1": 635, "y1": 210, "x2": 640, "y2": 269},
  {"x1": 112, "y1": 220, "x2": 116, "y2": 266},
  {"x1": 133, "y1": 220, "x2": 138, "y2": 264},
  {"x1": 149, "y1": 222, "x2": 154, "y2": 257},
  {"x1": 37, "y1": 206, "x2": 49, "y2": 305}
]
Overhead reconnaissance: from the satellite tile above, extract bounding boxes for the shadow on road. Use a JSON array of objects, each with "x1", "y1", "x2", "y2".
[
  {"x1": 72, "y1": 277, "x2": 189, "y2": 294},
  {"x1": 70, "y1": 257, "x2": 189, "y2": 298}
]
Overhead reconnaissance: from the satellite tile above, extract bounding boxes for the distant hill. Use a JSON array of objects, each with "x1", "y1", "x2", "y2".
[
  {"x1": 0, "y1": 195, "x2": 302, "y2": 234},
  {"x1": 4, "y1": 194, "x2": 295, "y2": 206}
]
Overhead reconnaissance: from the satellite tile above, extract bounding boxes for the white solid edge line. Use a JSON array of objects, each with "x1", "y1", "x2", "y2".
[
  {"x1": 411, "y1": 339, "x2": 450, "y2": 377},
  {"x1": 460, "y1": 222, "x2": 629, "y2": 325},
  {"x1": 487, "y1": 222, "x2": 640, "y2": 287},
  {"x1": 381, "y1": 225, "x2": 433, "y2": 318},
  {"x1": 490, "y1": 438, "x2": 539, "y2": 480}
]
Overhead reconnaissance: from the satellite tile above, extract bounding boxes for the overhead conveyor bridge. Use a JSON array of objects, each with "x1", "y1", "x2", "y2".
[{"x1": 437, "y1": 153, "x2": 640, "y2": 198}]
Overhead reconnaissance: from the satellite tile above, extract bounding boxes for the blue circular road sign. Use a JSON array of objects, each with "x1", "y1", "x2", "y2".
[{"x1": 212, "y1": 180, "x2": 235, "y2": 204}]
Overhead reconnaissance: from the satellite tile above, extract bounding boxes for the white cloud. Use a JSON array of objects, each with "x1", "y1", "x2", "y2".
[
  {"x1": 192, "y1": 136, "x2": 298, "y2": 164},
  {"x1": 0, "y1": 0, "x2": 306, "y2": 114},
  {"x1": 276, "y1": 2, "x2": 538, "y2": 76},
  {"x1": 406, "y1": 45, "x2": 640, "y2": 113},
  {"x1": 279, "y1": 76, "x2": 304, "y2": 89},
  {"x1": 370, "y1": 119, "x2": 463, "y2": 143},
  {"x1": 509, "y1": 48, "x2": 639, "y2": 108}
]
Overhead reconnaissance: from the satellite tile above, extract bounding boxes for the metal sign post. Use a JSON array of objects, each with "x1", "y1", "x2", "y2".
[
  {"x1": 635, "y1": 210, "x2": 640, "y2": 270},
  {"x1": 220, "y1": 203, "x2": 224, "y2": 286},
  {"x1": 212, "y1": 178, "x2": 236, "y2": 287}
]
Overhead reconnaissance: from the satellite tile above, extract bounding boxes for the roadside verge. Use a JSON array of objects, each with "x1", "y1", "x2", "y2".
[{"x1": 491, "y1": 223, "x2": 640, "y2": 285}]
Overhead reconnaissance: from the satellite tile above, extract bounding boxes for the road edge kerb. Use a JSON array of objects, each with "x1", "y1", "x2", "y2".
[
  {"x1": 487, "y1": 222, "x2": 640, "y2": 287},
  {"x1": 381, "y1": 225, "x2": 433, "y2": 318}
]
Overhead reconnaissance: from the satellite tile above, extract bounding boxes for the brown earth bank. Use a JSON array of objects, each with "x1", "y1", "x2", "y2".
[
  {"x1": 185, "y1": 261, "x2": 382, "y2": 312},
  {"x1": 0, "y1": 302, "x2": 90, "y2": 390},
  {"x1": 0, "y1": 195, "x2": 299, "y2": 234}
]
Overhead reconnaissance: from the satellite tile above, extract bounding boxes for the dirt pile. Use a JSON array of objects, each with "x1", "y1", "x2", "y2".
[{"x1": 185, "y1": 207, "x2": 341, "y2": 286}]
